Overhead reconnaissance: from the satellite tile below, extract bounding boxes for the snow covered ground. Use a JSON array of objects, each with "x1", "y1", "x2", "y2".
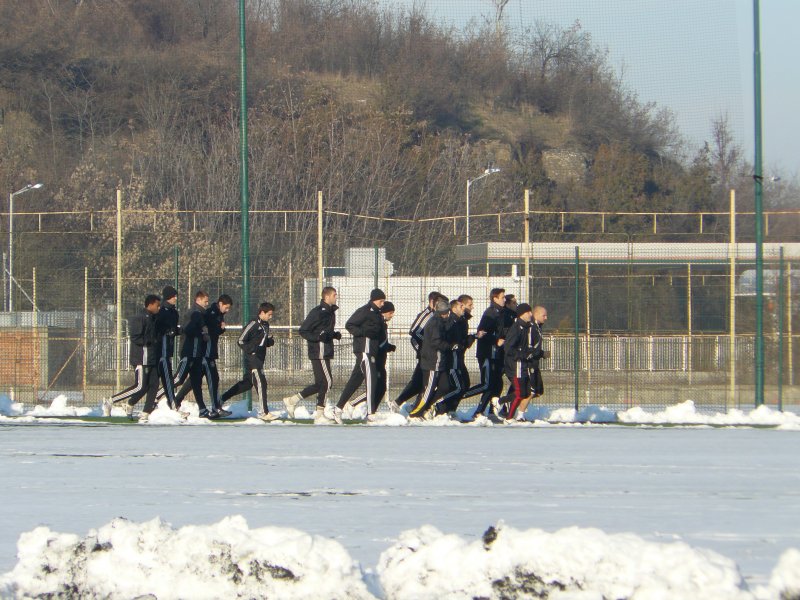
[{"x1": 1, "y1": 396, "x2": 799, "y2": 598}]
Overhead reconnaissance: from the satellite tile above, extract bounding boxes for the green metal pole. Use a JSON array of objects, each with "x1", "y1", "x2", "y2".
[
  {"x1": 374, "y1": 246, "x2": 379, "y2": 289},
  {"x1": 574, "y1": 246, "x2": 580, "y2": 411},
  {"x1": 753, "y1": 0, "x2": 765, "y2": 406},
  {"x1": 778, "y1": 246, "x2": 784, "y2": 411},
  {"x1": 239, "y1": 0, "x2": 252, "y2": 410},
  {"x1": 174, "y1": 246, "x2": 180, "y2": 371}
]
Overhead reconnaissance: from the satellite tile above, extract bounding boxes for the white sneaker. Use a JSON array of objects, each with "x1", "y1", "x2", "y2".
[
  {"x1": 125, "y1": 404, "x2": 134, "y2": 420},
  {"x1": 138, "y1": 412, "x2": 149, "y2": 423},
  {"x1": 313, "y1": 407, "x2": 333, "y2": 424},
  {"x1": 101, "y1": 399, "x2": 112, "y2": 417},
  {"x1": 333, "y1": 407, "x2": 344, "y2": 425},
  {"x1": 258, "y1": 412, "x2": 279, "y2": 422},
  {"x1": 387, "y1": 398, "x2": 401, "y2": 413},
  {"x1": 423, "y1": 406, "x2": 436, "y2": 421},
  {"x1": 490, "y1": 397, "x2": 501, "y2": 416},
  {"x1": 366, "y1": 413, "x2": 378, "y2": 423},
  {"x1": 282, "y1": 393, "x2": 302, "y2": 418}
]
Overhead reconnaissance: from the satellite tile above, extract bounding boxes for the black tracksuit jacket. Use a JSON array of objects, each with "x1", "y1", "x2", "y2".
[
  {"x1": 503, "y1": 318, "x2": 532, "y2": 379},
  {"x1": 419, "y1": 314, "x2": 453, "y2": 372},
  {"x1": 345, "y1": 302, "x2": 384, "y2": 356},
  {"x1": 238, "y1": 317, "x2": 274, "y2": 368},
  {"x1": 204, "y1": 302, "x2": 227, "y2": 360},
  {"x1": 180, "y1": 302, "x2": 208, "y2": 359},
  {"x1": 408, "y1": 307, "x2": 434, "y2": 356},
  {"x1": 446, "y1": 312, "x2": 473, "y2": 369},
  {"x1": 528, "y1": 321, "x2": 546, "y2": 369},
  {"x1": 299, "y1": 302, "x2": 338, "y2": 359},
  {"x1": 128, "y1": 309, "x2": 158, "y2": 367},
  {"x1": 475, "y1": 303, "x2": 504, "y2": 363},
  {"x1": 155, "y1": 303, "x2": 180, "y2": 359}
]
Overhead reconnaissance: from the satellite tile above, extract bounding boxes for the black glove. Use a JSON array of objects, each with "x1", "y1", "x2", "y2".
[
  {"x1": 466, "y1": 334, "x2": 476, "y2": 348},
  {"x1": 385, "y1": 343, "x2": 397, "y2": 353},
  {"x1": 332, "y1": 331, "x2": 342, "y2": 340},
  {"x1": 265, "y1": 337, "x2": 275, "y2": 348}
]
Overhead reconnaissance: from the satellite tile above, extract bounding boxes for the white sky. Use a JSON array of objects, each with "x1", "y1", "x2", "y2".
[{"x1": 385, "y1": 0, "x2": 799, "y2": 175}]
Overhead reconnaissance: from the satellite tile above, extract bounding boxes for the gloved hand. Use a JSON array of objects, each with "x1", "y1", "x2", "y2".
[
  {"x1": 265, "y1": 337, "x2": 275, "y2": 347},
  {"x1": 385, "y1": 343, "x2": 397, "y2": 353},
  {"x1": 332, "y1": 331, "x2": 342, "y2": 340}
]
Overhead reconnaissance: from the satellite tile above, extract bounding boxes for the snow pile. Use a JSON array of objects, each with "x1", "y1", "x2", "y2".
[
  {"x1": 27, "y1": 394, "x2": 94, "y2": 418},
  {"x1": 617, "y1": 400, "x2": 800, "y2": 427},
  {"x1": 377, "y1": 523, "x2": 753, "y2": 600},
  {"x1": 0, "y1": 516, "x2": 372, "y2": 600},
  {"x1": 0, "y1": 394, "x2": 24, "y2": 417},
  {"x1": 764, "y1": 548, "x2": 800, "y2": 600}
]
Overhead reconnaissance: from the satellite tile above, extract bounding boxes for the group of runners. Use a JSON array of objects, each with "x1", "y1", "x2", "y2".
[{"x1": 106, "y1": 285, "x2": 549, "y2": 424}]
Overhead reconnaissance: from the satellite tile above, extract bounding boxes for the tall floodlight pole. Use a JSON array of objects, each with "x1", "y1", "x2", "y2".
[
  {"x1": 8, "y1": 183, "x2": 43, "y2": 311},
  {"x1": 239, "y1": 0, "x2": 252, "y2": 409},
  {"x1": 239, "y1": 0, "x2": 250, "y2": 323},
  {"x1": 465, "y1": 168, "x2": 500, "y2": 276},
  {"x1": 753, "y1": 0, "x2": 764, "y2": 406}
]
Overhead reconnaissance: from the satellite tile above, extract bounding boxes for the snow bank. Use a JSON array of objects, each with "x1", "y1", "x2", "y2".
[
  {"x1": 3, "y1": 395, "x2": 799, "y2": 428},
  {"x1": 2, "y1": 518, "x2": 799, "y2": 599},
  {"x1": 0, "y1": 394, "x2": 24, "y2": 416},
  {"x1": 377, "y1": 523, "x2": 753, "y2": 600},
  {"x1": 0, "y1": 516, "x2": 372, "y2": 600},
  {"x1": 616, "y1": 400, "x2": 800, "y2": 427}
]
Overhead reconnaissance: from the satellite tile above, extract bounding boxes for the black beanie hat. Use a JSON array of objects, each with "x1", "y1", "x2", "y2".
[
  {"x1": 381, "y1": 301, "x2": 395, "y2": 313},
  {"x1": 162, "y1": 285, "x2": 178, "y2": 301},
  {"x1": 370, "y1": 288, "x2": 386, "y2": 301},
  {"x1": 516, "y1": 303, "x2": 533, "y2": 317}
]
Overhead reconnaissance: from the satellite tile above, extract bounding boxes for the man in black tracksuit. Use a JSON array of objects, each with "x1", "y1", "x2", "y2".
[
  {"x1": 348, "y1": 300, "x2": 396, "y2": 416},
  {"x1": 220, "y1": 302, "x2": 277, "y2": 420},
  {"x1": 173, "y1": 290, "x2": 211, "y2": 416},
  {"x1": 408, "y1": 297, "x2": 454, "y2": 419},
  {"x1": 283, "y1": 286, "x2": 340, "y2": 423},
  {"x1": 202, "y1": 294, "x2": 233, "y2": 418},
  {"x1": 106, "y1": 294, "x2": 161, "y2": 422},
  {"x1": 334, "y1": 288, "x2": 386, "y2": 423},
  {"x1": 435, "y1": 296, "x2": 475, "y2": 416},
  {"x1": 499, "y1": 303, "x2": 533, "y2": 421},
  {"x1": 391, "y1": 291, "x2": 441, "y2": 410},
  {"x1": 154, "y1": 285, "x2": 180, "y2": 410},
  {"x1": 463, "y1": 288, "x2": 507, "y2": 420}
]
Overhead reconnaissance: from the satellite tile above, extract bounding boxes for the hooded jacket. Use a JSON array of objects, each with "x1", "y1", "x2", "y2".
[
  {"x1": 155, "y1": 302, "x2": 180, "y2": 359},
  {"x1": 345, "y1": 302, "x2": 384, "y2": 356},
  {"x1": 475, "y1": 303, "x2": 504, "y2": 363},
  {"x1": 419, "y1": 313, "x2": 453, "y2": 372},
  {"x1": 180, "y1": 302, "x2": 208, "y2": 359},
  {"x1": 503, "y1": 317, "x2": 532, "y2": 378},
  {"x1": 299, "y1": 302, "x2": 338, "y2": 359},
  {"x1": 128, "y1": 309, "x2": 158, "y2": 367},
  {"x1": 204, "y1": 302, "x2": 227, "y2": 361}
]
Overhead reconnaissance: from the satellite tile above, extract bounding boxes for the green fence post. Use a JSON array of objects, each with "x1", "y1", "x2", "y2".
[
  {"x1": 778, "y1": 246, "x2": 784, "y2": 411},
  {"x1": 239, "y1": 0, "x2": 252, "y2": 411},
  {"x1": 574, "y1": 246, "x2": 580, "y2": 412}
]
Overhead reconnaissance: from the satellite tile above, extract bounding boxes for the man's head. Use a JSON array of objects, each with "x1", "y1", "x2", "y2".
[
  {"x1": 435, "y1": 297, "x2": 450, "y2": 318},
  {"x1": 162, "y1": 285, "x2": 178, "y2": 306},
  {"x1": 144, "y1": 294, "x2": 161, "y2": 314},
  {"x1": 450, "y1": 298, "x2": 465, "y2": 317},
  {"x1": 370, "y1": 288, "x2": 386, "y2": 309},
  {"x1": 490, "y1": 288, "x2": 506, "y2": 307},
  {"x1": 259, "y1": 302, "x2": 275, "y2": 321},
  {"x1": 380, "y1": 300, "x2": 395, "y2": 322},
  {"x1": 218, "y1": 294, "x2": 233, "y2": 314},
  {"x1": 457, "y1": 294, "x2": 474, "y2": 315},
  {"x1": 322, "y1": 286, "x2": 337, "y2": 306},
  {"x1": 505, "y1": 294, "x2": 518, "y2": 310},
  {"x1": 428, "y1": 291, "x2": 442, "y2": 308},
  {"x1": 516, "y1": 302, "x2": 533, "y2": 322},
  {"x1": 195, "y1": 290, "x2": 210, "y2": 309},
  {"x1": 533, "y1": 305, "x2": 548, "y2": 325}
]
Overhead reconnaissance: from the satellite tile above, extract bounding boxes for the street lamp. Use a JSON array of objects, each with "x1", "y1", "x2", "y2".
[
  {"x1": 8, "y1": 183, "x2": 43, "y2": 312},
  {"x1": 466, "y1": 167, "x2": 500, "y2": 276}
]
